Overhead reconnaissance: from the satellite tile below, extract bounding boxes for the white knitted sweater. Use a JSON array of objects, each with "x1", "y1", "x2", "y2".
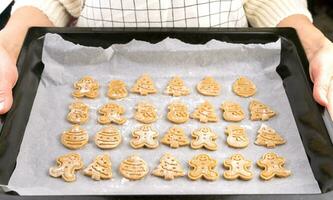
[{"x1": 12, "y1": 0, "x2": 312, "y2": 28}]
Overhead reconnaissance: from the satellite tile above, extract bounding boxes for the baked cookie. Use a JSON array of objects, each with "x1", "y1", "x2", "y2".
[
  {"x1": 167, "y1": 101, "x2": 189, "y2": 124},
  {"x1": 130, "y1": 125, "x2": 159, "y2": 149},
  {"x1": 191, "y1": 101, "x2": 218, "y2": 123},
  {"x1": 84, "y1": 154, "x2": 112, "y2": 181},
  {"x1": 223, "y1": 154, "x2": 253, "y2": 180},
  {"x1": 191, "y1": 126, "x2": 218, "y2": 151},
  {"x1": 61, "y1": 125, "x2": 89, "y2": 150},
  {"x1": 161, "y1": 126, "x2": 190, "y2": 148},
  {"x1": 67, "y1": 101, "x2": 89, "y2": 124},
  {"x1": 225, "y1": 124, "x2": 249, "y2": 148},
  {"x1": 255, "y1": 124, "x2": 286, "y2": 148},
  {"x1": 131, "y1": 74, "x2": 157, "y2": 95},
  {"x1": 119, "y1": 155, "x2": 149, "y2": 180},
  {"x1": 164, "y1": 76, "x2": 190, "y2": 97},
  {"x1": 95, "y1": 126, "x2": 122, "y2": 149},
  {"x1": 249, "y1": 100, "x2": 276, "y2": 121},
  {"x1": 152, "y1": 153, "x2": 186, "y2": 180},
  {"x1": 49, "y1": 152, "x2": 84, "y2": 182},
  {"x1": 220, "y1": 101, "x2": 245, "y2": 122},
  {"x1": 108, "y1": 80, "x2": 128, "y2": 99},
  {"x1": 72, "y1": 76, "x2": 99, "y2": 98},
  {"x1": 232, "y1": 76, "x2": 256, "y2": 97},
  {"x1": 196, "y1": 76, "x2": 221, "y2": 96},
  {"x1": 98, "y1": 102, "x2": 127, "y2": 125},
  {"x1": 134, "y1": 102, "x2": 158, "y2": 124},
  {"x1": 188, "y1": 154, "x2": 219, "y2": 181},
  {"x1": 257, "y1": 152, "x2": 291, "y2": 180}
]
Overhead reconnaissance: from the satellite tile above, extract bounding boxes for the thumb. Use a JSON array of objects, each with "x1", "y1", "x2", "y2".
[
  {"x1": 312, "y1": 70, "x2": 331, "y2": 106},
  {"x1": 0, "y1": 80, "x2": 14, "y2": 115}
]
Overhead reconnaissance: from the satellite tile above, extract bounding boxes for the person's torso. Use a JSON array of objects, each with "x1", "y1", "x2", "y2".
[{"x1": 76, "y1": 0, "x2": 248, "y2": 27}]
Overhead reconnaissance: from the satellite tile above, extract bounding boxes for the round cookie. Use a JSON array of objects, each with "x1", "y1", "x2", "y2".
[
  {"x1": 94, "y1": 126, "x2": 122, "y2": 149},
  {"x1": 119, "y1": 155, "x2": 149, "y2": 180},
  {"x1": 61, "y1": 125, "x2": 89, "y2": 150}
]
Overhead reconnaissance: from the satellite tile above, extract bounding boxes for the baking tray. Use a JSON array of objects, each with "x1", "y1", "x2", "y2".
[{"x1": 0, "y1": 28, "x2": 333, "y2": 199}]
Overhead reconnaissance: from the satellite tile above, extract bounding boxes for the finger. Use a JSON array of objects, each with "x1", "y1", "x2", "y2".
[
  {"x1": 0, "y1": 83, "x2": 14, "y2": 115},
  {"x1": 326, "y1": 79, "x2": 333, "y2": 120},
  {"x1": 313, "y1": 71, "x2": 331, "y2": 106}
]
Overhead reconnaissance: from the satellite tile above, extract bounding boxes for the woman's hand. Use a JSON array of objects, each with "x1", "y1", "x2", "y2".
[{"x1": 310, "y1": 39, "x2": 333, "y2": 115}]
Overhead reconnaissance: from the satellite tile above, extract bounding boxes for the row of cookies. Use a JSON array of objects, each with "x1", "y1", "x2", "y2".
[
  {"x1": 49, "y1": 152, "x2": 291, "y2": 182},
  {"x1": 61, "y1": 124, "x2": 285, "y2": 150},
  {"x1": 72, "y1": 75, "x2": 256, "y2": 99},
  {"x1": 67, "y1": 99, "x2": 276, "y2": 125}
]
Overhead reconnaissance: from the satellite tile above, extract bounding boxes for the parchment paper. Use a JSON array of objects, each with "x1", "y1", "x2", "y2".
[{"x1": 6, "y1": 33, "x2": 320, "y2": 195}]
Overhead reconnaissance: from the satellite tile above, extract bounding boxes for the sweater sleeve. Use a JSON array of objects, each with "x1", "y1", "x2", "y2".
[
  {"x1": 12, "y1": 0, "x2": 84, "y2": 27},
  {"x1": 244, "y1": 0, "x2": 313, "y2": 27}
]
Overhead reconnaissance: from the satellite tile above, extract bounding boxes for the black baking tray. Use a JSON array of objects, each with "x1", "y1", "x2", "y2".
[{"x1": 0, "y1": 28, "x2": 333, "y2": 200}]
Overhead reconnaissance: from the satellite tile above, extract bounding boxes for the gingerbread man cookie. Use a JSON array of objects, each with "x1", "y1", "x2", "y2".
[
  {"x1": 225, "y1": 124, "x2": 249, "y2": 148},
  {"x1": 98, "y1": 102, "x2": 127, "y2": 125},
  {"x1": 130, "y1": 125, "x2": 159, "y2": 149},
  {"x1": 191, "y1": 101, "x2": 218, "y2": 123},
  {"x1": 232, "y1": 76, "x2": 256, "y2": 97},
  {"x1": 49, "y1": 152, "x2": 84, "y2": 182},
  {"x1": 188, "y1": 154, "x2": 219, "y2": 181},
  {"x1": 249, "y1": 100, "x2": 276, "y2": 121},
  {"x1": 167, "y1": 101, "x2": 189, "y2": 124},
  {"x1": 220, "y1": 101, "x2": 245, "y2": 122},
  {"x1": 134, "y1": 102, "x2": 158, "y2": 124},
  {"x1": 152, "y1": 153, "x2": 186, "y2": 180},
  {"x1": 108, "y1": 80, "x2": 128, "y2": 99},
  {"x1": 223, "y1": 154, "x2": 253, "y2": 180},
  {"x1": 161, "y1": 126, "x2": 190, "y2": 148},
  {"x1": 67, "y1": 101, "x2": 89, "y2": 124},
  {"x1": 61, "y1": 125, "x2": 89, "y2": 150},
  {"x1": 72, "y1": 76, "x2": 99, "y2": 98},
  {"x1": 84, "y1": 154, "x2": 112, "y2": 181},
  {"x1": 131, "y1": 74, "x2": 157, "y2": 95},
  {"x1": 164, "y1": 76, "x2": 190, "y2": 97},
  {"x1": 191, "y1": 126, "x2": 218, "y2": 151},
  {"x1": 255, "y1": 124, "x2": 286, "y2": 148},
  {"x1": 119, "y1": 155, "x2": 149, "y2": 180},
  {"x1": 257, "y1": 152, "x2": 291, "y2": 180},
  {"x1": 94, "y1": 126, "x2": 122, "y2": 149},
  {"x1": 196, "y1": 76, "x2": 221, "y2": 96}
]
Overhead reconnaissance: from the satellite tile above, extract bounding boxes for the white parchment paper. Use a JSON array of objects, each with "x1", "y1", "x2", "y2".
[{"x1": 6, "y1": 33, "x2": 320, "y2": 195}]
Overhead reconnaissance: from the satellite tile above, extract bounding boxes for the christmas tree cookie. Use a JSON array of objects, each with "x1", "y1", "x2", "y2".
[
  {"x1": 255, "y1": 124, "x2": 286, "y2": 148},
  {"x1": 164, "y1": 76, "x2": 190, "y2": 97},
  {"x1": 131, "y1": 74, "x2": 157, "y2": 95},
  {"x1": 152, "y1": 153, "x2": 186, "y2": 180},
  {"x1": 249, "y1": 100, "x2": 276, "y2": 121},
  {"x1": 108, "y1": 80, "x2": 128, "y2": 99},
  {"x1": 191, "y1": 101, "x2": 218, "y2": 123},
  {"x1": 84, "y1": 154, "x2": 112, "y2": 181},
  {"x1": 196, "y1": 76, "x2": 220, "y2": 96},
  {"x1": 161, "y1": 126, "x2": 190, "y2": 148}
]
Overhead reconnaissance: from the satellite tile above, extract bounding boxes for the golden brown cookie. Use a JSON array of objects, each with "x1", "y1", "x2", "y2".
[
  {"x1": 161, "y1": 126, "x2": 190, "y2": 148},
  {"x1": 232, "y1": 76, "x2": 256, "y2": 97},
  {"x1": 131, "y1": 74, "x2": 157, "y2": 95},
  {"x1": 134, "y1": 102, "x2": 158, "y2": 124},
  {"x1": 164, "y1": 76, "x2": 190, "y2": 97},
  {"x1": 119, "y1": 155, "x2": 149, "y2": 180},
  {"x1": 225, "y1": 124, "x2": 249, "y2": 148},
  {"x1": 152, "y1": 153, "x2": 186, "y2": 180},
  {"x1": 84, "y1": 154, "x2": 112, "y2": 181},
  {"x1": 130, "y1": 125, "x2": 159, "y2": 149},
  {"x1": 98, "y1": 102, "x2": 127, "y2": 125},
  {"x1": 107, "y1": 80, "x2": 128, "y2": 99},
  {"x1": 257, "y1": 152, "x2": 291, "y2": 180},
  {"x1": 72, "y1": 76, "x2": 99, "y2": 98},
  {"x1": 188, "y1": 154, "x2": 219, "y2": 181},
  {"x1": 94, "y1": 126, "x2": 122, "y2": 149},
  {"x1": 220, "y1": 101, "x2": 245, "y2": 122},
  {"x1": 167, "y1": 101, "x2": 189, "y2": 124},
  {"x1": 255, "y1": 124, "x2": 286, "y2": 148},
  {"x1": 61, "y1": 125, "x2": 89, "y2": 150},
  {"x1": 49, "y1": 152, "x2": 84, "y2": 182},
  {"x1": 223, "y1": 154, "x2": 253, "y2": 180},
  {"x1": 191, "y1": 126, "x2": 218, "y2": 151},
  {"x1": 191, "y1": 101, "x2": 218, "y2": 123},
  {"x1": 67, "y1": 101, "x2": 89, "y2": 124},
  {"x1": 196, "y1": 76, "x2": 221, "y2": 96},
  {"x1": 249, "y1": 100, "x2": 276, "y2": 121}
]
